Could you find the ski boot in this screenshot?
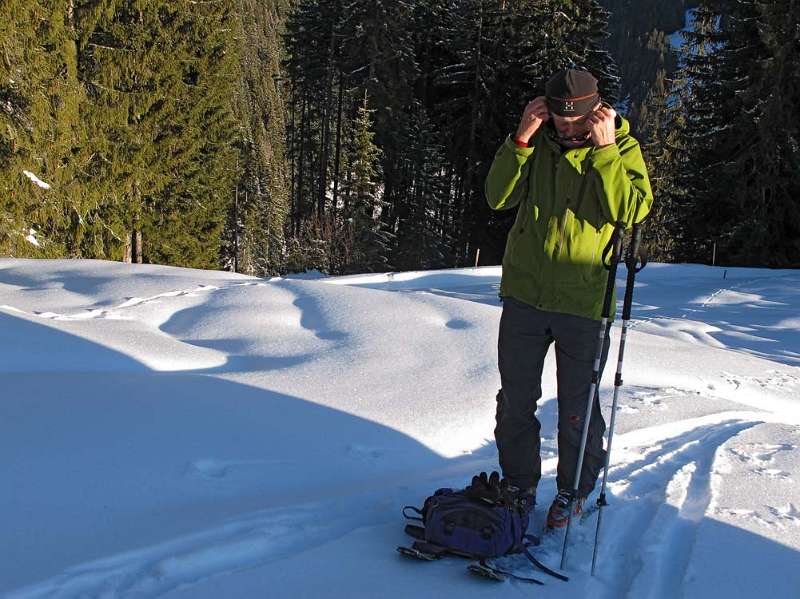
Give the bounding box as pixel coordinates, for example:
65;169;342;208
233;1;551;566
546;490;584;529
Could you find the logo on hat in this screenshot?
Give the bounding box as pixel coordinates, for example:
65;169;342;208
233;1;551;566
564;101;575;112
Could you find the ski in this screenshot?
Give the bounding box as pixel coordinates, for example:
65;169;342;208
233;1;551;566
396;545;440;561
524;549;570;582
467;561;508;582
467;559;545;585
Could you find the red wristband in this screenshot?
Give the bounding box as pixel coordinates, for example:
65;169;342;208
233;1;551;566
513;136;530;148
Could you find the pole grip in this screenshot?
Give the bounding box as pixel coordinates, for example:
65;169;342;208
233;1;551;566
601;221;626;270
621;224;643;321
600;222;626;320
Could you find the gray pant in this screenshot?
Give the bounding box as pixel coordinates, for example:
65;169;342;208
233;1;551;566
495;297;610;498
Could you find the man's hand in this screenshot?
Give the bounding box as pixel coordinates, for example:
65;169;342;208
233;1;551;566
587;105;617;147
515;96;549;144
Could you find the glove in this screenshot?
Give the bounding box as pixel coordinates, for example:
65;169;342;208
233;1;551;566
465;471;510;504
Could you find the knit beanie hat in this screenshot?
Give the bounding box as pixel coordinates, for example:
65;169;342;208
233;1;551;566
545;69;600;116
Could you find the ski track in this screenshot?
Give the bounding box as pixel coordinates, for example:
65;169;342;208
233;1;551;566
2;363;771;597
11;503;342;598
473;412;765;599
587;414;763;599
27;285;228;320
6;489;395;599
0;281;272;323
5;457;503;599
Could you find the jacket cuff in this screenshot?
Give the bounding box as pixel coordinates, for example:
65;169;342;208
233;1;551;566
504;134;535;157
589;143;621;168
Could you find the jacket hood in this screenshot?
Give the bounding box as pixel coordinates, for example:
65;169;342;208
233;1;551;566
614;114;630;138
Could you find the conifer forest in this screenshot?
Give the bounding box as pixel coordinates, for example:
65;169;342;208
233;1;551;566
2;0;799;274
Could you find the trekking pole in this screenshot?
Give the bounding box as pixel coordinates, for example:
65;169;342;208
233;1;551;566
590;223;647;575
560;221;626;571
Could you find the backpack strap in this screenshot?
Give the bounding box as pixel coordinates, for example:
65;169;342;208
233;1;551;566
402;505;424;522
404;524;425;541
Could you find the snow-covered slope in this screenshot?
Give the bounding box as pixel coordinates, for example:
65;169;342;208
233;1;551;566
1;259;798;598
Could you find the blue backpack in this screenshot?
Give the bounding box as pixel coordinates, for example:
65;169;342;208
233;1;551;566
402;487;528;558
397;473;569;583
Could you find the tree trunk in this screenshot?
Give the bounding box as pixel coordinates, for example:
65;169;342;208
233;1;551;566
332;71;344;216
123;233;132;263
234;186;239;273
462;0;484;264
296;93;308;236
133;212;143;264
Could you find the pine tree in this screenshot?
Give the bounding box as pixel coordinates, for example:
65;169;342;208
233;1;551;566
392;105;454;270
638;66;683;261
664;0;800;266
74;0;239;267
597;0;685;130
744;0;800;265
339;0;418;265
432;0;511;264
344;92;392;272
224;0;291;276
662;0;800;266
283;0;345;230
0;1;83;257
340;0;418;145
568;0;621;103
148;2;241;270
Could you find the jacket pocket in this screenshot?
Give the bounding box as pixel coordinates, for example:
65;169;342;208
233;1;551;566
507;201;533;264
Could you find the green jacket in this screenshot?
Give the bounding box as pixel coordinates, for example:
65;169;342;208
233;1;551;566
485;117;653;321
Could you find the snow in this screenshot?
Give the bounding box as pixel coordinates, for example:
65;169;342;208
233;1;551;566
614;94;632;117
667;9;696;51
24;229;40;248
0;258;798;598
22;171;51;190
668;8;725;60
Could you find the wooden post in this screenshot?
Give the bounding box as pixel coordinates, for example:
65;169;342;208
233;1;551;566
474;248;480;268
712;241;716;266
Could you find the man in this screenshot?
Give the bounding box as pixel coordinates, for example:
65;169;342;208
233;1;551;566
484;68;653;529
